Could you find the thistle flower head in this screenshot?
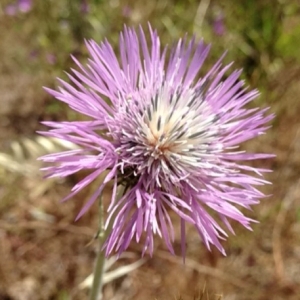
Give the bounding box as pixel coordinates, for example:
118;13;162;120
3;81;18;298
5;0;32;15
40;25;273;257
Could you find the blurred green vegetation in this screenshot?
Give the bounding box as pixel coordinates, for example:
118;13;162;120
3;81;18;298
2;0;300;110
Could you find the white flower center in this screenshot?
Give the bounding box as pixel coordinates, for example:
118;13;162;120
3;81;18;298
142;88;219;164
113;86;222;188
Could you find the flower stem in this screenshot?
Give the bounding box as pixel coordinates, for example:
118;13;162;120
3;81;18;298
89;237;106;300
89;186;125;300
89;199;105;300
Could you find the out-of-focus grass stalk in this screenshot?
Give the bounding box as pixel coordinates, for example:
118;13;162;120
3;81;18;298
193;0;211;36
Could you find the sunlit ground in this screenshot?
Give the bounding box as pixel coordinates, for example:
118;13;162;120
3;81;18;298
1;0;300;299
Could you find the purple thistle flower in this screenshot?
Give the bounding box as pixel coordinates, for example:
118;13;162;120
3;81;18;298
46;53;56;65
4;4;18;15
18;0;32;13
39;25;274;257
122;5;132;18
4;0;32;15
80;0;89;14
213;12;225;36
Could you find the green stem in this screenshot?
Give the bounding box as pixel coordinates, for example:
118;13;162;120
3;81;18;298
89;200;105;300
89;237;106;300
89;186;125;300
